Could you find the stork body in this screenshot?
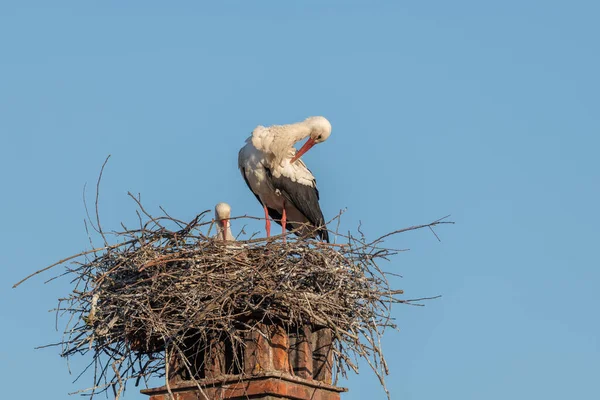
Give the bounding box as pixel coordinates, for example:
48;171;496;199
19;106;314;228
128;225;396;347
238;116;331;242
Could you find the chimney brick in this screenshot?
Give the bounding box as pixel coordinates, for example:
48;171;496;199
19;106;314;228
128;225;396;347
143;323;346;399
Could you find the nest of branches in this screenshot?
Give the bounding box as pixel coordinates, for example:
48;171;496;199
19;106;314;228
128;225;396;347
16;190;451;399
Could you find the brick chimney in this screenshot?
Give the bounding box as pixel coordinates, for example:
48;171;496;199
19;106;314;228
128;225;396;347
141;323;347;400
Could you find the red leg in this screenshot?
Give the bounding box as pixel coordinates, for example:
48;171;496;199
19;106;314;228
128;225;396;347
264;205;271;237
281;202;287;243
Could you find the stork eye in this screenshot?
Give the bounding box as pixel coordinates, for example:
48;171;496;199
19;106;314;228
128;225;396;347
316;135;322;140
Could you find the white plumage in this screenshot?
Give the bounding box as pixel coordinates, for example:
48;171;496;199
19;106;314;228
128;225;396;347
238;116;331;242
214;202;235;241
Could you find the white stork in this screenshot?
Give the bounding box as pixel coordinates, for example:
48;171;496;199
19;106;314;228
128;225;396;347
214;202;235;241
238;116;331;242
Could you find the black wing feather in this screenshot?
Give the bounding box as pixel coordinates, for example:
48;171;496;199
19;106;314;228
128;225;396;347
266;168;329;243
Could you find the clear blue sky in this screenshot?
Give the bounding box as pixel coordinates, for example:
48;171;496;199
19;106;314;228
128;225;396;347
2;1;598;399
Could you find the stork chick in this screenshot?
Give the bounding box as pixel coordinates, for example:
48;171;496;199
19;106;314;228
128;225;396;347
214;202;234;241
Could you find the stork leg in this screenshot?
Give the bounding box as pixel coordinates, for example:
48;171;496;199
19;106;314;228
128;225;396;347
281;201;287;244
264;205;271;237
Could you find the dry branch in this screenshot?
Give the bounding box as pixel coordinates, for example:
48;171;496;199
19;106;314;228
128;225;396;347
16;196;452;398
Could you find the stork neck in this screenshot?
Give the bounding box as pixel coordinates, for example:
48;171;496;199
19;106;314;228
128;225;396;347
277;122;311;147
270;122;311;163
288;122;312;144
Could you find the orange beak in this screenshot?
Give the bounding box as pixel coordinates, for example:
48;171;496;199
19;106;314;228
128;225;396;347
221;219;228;240
290;138;316;164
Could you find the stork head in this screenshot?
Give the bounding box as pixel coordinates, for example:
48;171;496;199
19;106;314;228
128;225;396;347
214;202;231;240
290;116;331;163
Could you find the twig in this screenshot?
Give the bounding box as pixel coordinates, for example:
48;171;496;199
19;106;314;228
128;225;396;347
96;155;111;247
21;193;452;398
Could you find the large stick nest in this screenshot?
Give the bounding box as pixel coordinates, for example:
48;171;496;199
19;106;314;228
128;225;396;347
16;190;451;398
